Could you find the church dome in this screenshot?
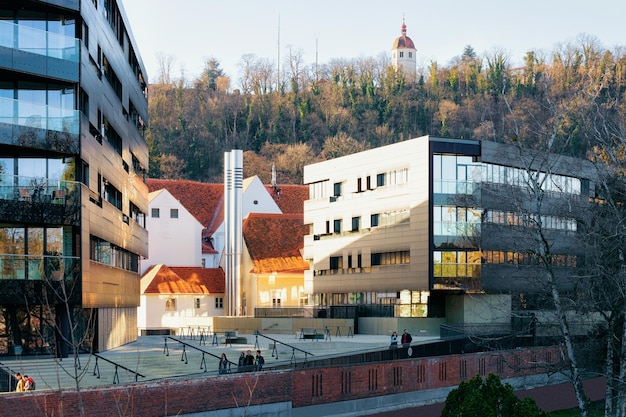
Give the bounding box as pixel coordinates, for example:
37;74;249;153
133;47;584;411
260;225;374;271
391;22;415;50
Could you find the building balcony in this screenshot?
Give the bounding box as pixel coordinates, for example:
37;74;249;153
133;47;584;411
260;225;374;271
0;253;80;281
0;19;79;62
0;175;80;225
0;96;79;152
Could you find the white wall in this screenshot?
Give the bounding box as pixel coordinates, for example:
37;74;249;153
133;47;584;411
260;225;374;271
139;293;225;331
141;190;204;274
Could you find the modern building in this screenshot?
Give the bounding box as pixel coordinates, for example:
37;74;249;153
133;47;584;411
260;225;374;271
0;0;149;354
391;18;416;79
303;136;594;326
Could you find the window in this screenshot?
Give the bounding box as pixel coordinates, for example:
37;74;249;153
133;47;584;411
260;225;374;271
352;217;360;232
151;208;160;218
409;52;413;58
170;208;178;219
215;297;223;309
130;201;146;227
334;219;342;233
357;177;363;192
371;214;380;227
89;235;139;272
102;178;122;210
272;290;282;307
371;251;410;266
330;256;343;270
194;298;200;309
165;298;176;311
399;51;404;58
366;176;372;190
377;173;385;187
333;182;343;197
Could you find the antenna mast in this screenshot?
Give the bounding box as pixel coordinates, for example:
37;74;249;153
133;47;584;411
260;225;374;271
277;15;280;90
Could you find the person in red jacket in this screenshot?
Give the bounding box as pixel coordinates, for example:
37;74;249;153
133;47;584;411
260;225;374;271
401;329;412;348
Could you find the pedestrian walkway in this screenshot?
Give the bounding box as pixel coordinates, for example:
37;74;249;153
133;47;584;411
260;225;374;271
1;333;438;392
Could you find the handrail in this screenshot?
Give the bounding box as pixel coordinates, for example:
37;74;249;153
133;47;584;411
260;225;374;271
92;353;145;384
164;336;237;373
253;331;314;366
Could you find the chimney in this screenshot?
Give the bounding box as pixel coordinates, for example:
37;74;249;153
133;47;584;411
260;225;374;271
224;150;243;316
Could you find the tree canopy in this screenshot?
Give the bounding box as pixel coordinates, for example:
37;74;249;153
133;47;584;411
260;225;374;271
440;374;547;417
146;36;626;185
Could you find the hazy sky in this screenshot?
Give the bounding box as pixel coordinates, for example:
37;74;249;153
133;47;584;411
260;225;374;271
122;0;626;88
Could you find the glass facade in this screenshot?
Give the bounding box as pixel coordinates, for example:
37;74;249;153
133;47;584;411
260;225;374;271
432;154;482;291
432;154;587;292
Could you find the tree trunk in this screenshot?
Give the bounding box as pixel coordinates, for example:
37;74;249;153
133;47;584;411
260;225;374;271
617;308;626;417
548;273;589;417
606;321;614;417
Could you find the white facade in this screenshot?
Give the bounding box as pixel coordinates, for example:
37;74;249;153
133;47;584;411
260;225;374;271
303;137;430;299
141;189;204;274
138;291;224;331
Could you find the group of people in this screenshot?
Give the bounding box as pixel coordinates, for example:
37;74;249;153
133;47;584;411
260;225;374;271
389;329;412;349
219;349;265;374
13;373;35;392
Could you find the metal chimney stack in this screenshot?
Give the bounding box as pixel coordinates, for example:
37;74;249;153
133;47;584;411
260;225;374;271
224;150;243;316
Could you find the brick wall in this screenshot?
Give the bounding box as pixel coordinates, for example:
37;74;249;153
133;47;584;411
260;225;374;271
2;346;561;417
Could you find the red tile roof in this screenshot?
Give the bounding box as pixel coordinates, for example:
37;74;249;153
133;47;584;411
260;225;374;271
142;265;225;294
243;213;309;273
147;178;307;239
146;179;224;234
265;184;308;214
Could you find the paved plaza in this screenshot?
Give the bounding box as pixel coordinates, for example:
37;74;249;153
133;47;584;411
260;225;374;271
2;332;437;392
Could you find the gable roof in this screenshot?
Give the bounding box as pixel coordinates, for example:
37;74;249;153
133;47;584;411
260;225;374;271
142;265;225;294
243;213;309;274
146;179;224;232
147;179;308;240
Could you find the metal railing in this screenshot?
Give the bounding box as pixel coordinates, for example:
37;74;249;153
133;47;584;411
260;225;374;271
253;331;314;366
254;307;317;318
163;336;237;373
0;175;80;206
0;362;17;392
92;353;145;384
0;20;79;61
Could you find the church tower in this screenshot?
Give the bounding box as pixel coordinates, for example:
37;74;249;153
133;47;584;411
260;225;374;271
391;18;416;79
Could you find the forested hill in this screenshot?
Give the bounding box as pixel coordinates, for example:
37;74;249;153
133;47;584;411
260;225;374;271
146;40;626;184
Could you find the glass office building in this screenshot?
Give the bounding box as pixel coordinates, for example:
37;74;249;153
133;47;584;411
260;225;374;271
0;0;148;355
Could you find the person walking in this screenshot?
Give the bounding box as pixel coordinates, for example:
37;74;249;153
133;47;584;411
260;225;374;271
14;373;24;392
219;353;229;374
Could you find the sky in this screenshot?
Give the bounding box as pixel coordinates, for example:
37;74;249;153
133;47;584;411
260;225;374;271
121;0;626;89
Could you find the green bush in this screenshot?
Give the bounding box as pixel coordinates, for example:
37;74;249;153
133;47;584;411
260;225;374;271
441;373;547;417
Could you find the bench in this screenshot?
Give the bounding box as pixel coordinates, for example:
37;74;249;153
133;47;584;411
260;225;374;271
222;331;247;345
299;328;324;340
